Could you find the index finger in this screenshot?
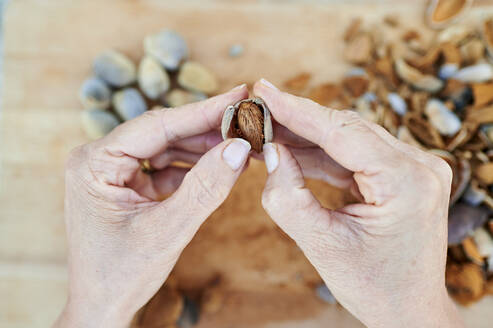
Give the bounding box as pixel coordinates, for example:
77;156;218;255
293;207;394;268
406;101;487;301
253;80;396;174
101;85;249;159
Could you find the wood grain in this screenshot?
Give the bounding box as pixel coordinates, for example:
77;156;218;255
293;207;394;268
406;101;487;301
1;0;493;327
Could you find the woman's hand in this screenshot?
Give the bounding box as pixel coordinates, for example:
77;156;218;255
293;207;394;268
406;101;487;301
55;86;250;328
254;79;465;328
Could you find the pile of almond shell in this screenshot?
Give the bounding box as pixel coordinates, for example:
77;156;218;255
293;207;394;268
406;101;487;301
284;14;493;305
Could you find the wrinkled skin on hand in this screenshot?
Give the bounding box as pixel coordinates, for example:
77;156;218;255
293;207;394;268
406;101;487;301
254;79;465;328
55;78;465;328
55;86;251;328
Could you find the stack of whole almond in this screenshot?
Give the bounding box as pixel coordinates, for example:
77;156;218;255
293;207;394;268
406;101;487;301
78;29;218;140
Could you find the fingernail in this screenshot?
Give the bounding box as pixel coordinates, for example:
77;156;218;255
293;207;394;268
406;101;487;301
263;143;279;173
230;83;246;91
260;78;278;90
223;138;251;170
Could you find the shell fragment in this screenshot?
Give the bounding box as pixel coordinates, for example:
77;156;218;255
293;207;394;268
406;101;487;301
425;99;462;136
453;63;493;83
395;59;444;93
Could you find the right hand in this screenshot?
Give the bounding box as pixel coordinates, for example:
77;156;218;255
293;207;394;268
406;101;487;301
254;79;464;328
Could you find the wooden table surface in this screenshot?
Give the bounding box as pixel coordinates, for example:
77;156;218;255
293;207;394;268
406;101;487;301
1;0;493;327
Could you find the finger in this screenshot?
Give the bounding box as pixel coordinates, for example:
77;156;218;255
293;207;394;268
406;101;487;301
289;147;353;188
272;123;315;148
253;79;396;174
149;138;251;243
261;143;335;248
152;167;189;196
149;149;203;170
250;146;353;188
361;121;452;189
127;167;189;200
171;130;223;153
102;85;248;159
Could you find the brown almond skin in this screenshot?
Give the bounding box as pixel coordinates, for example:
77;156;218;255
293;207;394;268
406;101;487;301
237;102;264;153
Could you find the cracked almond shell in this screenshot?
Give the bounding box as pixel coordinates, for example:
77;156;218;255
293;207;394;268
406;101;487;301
395;59;444;93
426;0;473;30
221;98;273;153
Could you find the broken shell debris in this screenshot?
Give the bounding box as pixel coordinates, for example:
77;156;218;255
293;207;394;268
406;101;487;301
284;13;493;305
426;0;473;29
78;30;218;141
221;98;273;153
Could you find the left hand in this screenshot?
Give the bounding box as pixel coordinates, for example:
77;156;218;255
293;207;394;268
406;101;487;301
54;86;250;328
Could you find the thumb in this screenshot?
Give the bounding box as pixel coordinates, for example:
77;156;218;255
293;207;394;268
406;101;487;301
152;138;250;241
261;143;333;249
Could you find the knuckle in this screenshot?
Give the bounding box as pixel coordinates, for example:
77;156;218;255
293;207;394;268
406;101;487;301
65;144;87;175
261;185;281;211
414;164;443;200
334;109;358;119
434;157;453;185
